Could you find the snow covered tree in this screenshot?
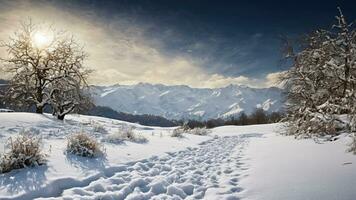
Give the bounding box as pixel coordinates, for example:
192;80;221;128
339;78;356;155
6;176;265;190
282;8;356;137
238;112;248;125
1;20;91;117
49;77;90;120
45;35;92;120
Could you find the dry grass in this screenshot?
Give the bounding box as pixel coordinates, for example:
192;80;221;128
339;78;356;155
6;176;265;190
171;126;211;137
188;127;211;136
66;132;105;157
0;132;47;173
93;123;108;134
104;126;148;144
171;127;185;137
348;134;356;154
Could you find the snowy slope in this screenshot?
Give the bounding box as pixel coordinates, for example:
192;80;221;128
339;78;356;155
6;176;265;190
239;132;356;200
1;113;356;200
0;113;210;199
91;83;284;120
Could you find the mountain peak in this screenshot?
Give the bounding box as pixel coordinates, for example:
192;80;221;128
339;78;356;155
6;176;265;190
91;83;284;120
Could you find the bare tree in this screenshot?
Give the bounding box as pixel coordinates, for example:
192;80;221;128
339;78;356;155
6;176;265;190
1;20;92;118
46;34;92;120
49;76;90;120
282;8;356;137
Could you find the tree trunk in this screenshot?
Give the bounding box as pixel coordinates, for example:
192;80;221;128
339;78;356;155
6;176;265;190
36;106;43;114
343;53;350;97
57;114;65;120
36;83;44;114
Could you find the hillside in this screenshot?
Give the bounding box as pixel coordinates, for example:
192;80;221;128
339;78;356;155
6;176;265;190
0;113;355;199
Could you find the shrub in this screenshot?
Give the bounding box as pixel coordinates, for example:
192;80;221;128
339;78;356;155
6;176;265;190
348;134;356;154
172;126;211;136
93;123;108;134
188;127;211;136
66;133;104;157
171;127;185;137
0;132;47;173
104;126;148;143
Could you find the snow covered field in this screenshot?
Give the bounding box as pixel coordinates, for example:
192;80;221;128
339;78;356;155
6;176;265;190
0;113;356;200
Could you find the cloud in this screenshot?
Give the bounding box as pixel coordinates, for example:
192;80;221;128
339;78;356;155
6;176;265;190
199;72;285;88
265;71;286;88
0;1;281;89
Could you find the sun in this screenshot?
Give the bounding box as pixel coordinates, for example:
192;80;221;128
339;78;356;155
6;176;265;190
33;31;52;48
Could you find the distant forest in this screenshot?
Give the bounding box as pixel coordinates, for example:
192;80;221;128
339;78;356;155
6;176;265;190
177;109;284;129
82;106;284;128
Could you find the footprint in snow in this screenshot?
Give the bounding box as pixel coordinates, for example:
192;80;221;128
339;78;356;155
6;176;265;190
39;136;250;200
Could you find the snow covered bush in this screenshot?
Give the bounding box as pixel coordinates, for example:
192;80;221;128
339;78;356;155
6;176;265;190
93;123;108;134
282;8;355;137
347;134;356;154
188;127;211;136
0;132;47;173
66;133;104;157
103;126;148;143
171;127;185;137
173;125;211;136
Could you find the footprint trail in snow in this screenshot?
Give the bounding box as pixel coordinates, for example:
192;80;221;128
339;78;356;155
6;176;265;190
42;136;249;200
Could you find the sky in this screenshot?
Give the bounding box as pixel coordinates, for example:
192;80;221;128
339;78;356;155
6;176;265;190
0;0;355;88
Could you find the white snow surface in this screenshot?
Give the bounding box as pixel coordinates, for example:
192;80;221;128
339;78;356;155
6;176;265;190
91;83;284;120
0;113;356;200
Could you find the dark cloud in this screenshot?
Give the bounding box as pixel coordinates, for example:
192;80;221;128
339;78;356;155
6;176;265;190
63;0;355;78
1;0;355;87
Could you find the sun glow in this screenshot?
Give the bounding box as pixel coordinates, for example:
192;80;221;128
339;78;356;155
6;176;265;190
33;31;52;48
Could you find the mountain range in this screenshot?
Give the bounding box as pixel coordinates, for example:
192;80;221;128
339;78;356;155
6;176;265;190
91;83;284;120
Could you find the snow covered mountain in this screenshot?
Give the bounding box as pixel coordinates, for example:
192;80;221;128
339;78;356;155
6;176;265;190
91;83;284;120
